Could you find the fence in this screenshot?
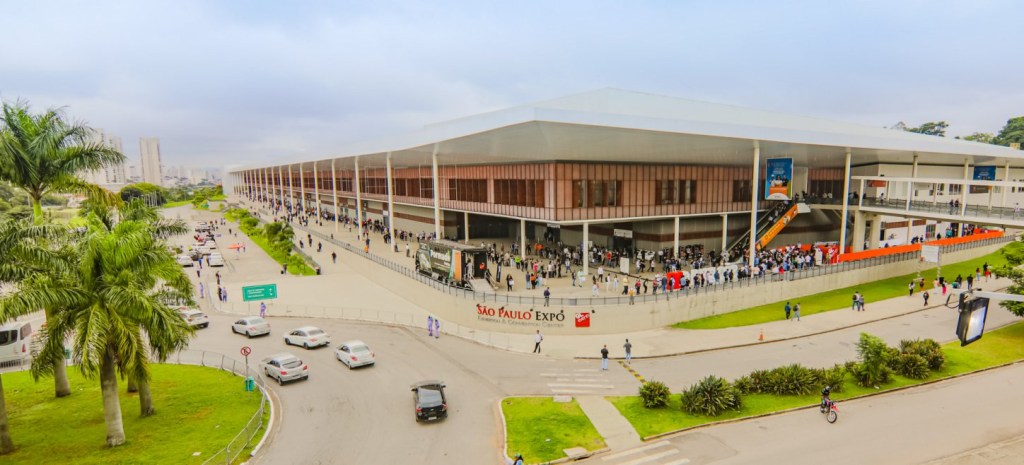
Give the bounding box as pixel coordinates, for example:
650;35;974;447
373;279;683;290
285;220;1014;307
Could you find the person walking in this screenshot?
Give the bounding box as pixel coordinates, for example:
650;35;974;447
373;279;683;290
434;318;440;339
857;294;865;311
533;330;543;353
427;315;434;337
216;271;221;286
852;291;859;311
793;302;801;321
332;251;337;264
623;339;632;364
600;345;609;370
628;287;635;305
260;301;266;318
908;281;915;297
543;288;551;307
592;282;599;297
923;290;930;306
198;282;205;299
784;302;791;320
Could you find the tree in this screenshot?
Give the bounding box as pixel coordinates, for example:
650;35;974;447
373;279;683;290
996;241;1024;317
959;132;995;144
906;121;949;137
993;116;1024;147
0;101;126;398
1;211;193;446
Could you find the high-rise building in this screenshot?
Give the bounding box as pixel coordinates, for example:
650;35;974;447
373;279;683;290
80;129;128;187
139;137;163;186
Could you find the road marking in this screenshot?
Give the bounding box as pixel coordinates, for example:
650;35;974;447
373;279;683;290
619;449;681;465
619;361;645;384
663;459;691;465
547;383;614;389
602;441;671;461
550;388;596;394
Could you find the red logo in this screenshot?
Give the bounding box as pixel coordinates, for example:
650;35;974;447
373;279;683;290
575;312;590;328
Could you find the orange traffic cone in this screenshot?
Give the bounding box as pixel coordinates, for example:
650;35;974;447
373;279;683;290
759;329;764;341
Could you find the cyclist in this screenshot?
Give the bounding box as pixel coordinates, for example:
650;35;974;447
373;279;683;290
820;386;832;412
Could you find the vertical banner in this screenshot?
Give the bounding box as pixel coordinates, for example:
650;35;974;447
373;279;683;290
764;158;793;200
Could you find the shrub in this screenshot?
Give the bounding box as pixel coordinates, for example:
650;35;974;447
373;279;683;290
854;333;893;387
639;380;671;408
811;364;846;393
732;375;754;395
764;364;817;396
744;369;771;394
899;339;944;371
680;375;742;416
894;353;930;379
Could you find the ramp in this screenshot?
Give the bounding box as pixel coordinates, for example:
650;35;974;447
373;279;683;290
467;278;495;292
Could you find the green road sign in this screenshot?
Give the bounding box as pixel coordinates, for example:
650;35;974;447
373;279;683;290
242;283;278;302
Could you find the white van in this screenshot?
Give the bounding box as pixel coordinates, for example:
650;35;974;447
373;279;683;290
0;321;32;367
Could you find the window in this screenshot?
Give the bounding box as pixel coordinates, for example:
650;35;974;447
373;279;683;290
681;180;697;204
448;179;487;202
590;181;605;207
495;179;545;207
656;180;675;205
573;180;586;207
733;180;752;202
949;184;962;195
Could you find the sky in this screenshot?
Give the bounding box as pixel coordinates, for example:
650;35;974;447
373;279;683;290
2;1;1022;168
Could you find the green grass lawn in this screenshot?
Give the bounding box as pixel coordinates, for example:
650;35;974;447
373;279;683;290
2;364;265;465
612;319;1024;439
502;397;605;463
675;244;1014;330
161;200;192;209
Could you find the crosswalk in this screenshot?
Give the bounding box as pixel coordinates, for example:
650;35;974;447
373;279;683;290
540;367;615;395
600;440;690;465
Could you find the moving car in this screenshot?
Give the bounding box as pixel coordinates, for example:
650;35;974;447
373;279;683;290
177;308;209;329
411;380;447;422
262;353;309;385
335;340;374;368
194;245;211;256
285;326;330;349
208;252;225;267
231;316;271;338
176;255;194;267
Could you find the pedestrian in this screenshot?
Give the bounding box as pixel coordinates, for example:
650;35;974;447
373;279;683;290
793;302;801;321
592;282;599;296
332;251;337;263
784;301;791;320
984;262;991;281
600;344;609;370
628;287;635;305
196;269;201;278
434;318;440;339
623;339;632;364
406;243;410;257
216;271;221;286
543;287;550;307
427;315;434;337
512;453;524;465
533;330;543;353
198;282;205;299
260;301;266;318
908;281;914;297
857;294;865;311
852;291;860;311
923;289;930;306
217;286;223;302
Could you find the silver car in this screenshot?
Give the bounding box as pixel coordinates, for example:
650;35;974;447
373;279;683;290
262;353;309;385
285;326;331;349
335;340;375;368
231;316;271;338
178;308;209;329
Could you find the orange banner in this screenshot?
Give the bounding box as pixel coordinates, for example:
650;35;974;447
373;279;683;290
756;204;799;250
837;230;1003;263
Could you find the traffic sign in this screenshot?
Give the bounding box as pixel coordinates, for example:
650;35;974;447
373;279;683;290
240;346;252;357
242;283;278;301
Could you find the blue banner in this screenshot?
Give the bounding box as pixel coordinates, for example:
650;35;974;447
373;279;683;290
764;158;793;200
973;166;996;181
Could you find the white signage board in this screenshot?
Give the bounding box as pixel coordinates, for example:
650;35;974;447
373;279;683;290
921;245;940;263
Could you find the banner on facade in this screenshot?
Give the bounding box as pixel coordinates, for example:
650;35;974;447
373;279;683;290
973;166;997;181
764;158;793;200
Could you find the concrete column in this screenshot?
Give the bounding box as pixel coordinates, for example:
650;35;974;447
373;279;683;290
263;168;269;203
858;179;865;207
313;160;320;219
386;152;396;248
905;181;912;211
839;150;852;256
868;214;881;249
431;144;442;239
721;214;728;251
961;158;969;218
463;211;470;244
299;165;306;214
582;221;589;277
1002;161;1010;208
852;210;866;252
748;142;761;268
288;165;295;213
332;159;339;232
278;166;284;206
673;216;680;259
519;218;527;264
905;181;913;245
354;157;363;230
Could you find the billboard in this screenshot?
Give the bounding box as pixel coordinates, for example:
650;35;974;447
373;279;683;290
973;166;996;181
764;158;793;200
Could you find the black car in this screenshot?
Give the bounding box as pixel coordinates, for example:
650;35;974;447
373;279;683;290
411;380;447;422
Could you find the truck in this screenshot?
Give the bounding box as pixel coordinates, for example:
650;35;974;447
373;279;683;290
415;240;489;289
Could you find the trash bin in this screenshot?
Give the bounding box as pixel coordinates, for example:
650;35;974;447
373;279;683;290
64;347;71;360
245;376;255;392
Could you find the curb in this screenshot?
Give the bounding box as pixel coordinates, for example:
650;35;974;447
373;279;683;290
640;358;1024;442
247;382;278;461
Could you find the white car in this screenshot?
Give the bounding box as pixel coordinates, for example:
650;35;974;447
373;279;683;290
335;340;375;368
176;255;194;267
208;253;225;267
285;326;331;349
177;308;209;329
194;245;211;256
231;316;271;338
262;353;309;385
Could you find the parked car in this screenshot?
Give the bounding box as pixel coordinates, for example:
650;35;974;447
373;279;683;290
411;380;447;422
231;316;271;338
194;246;211;256
176;255;194;267
208;253;225;267
177;308;209;329
262;353;309;385
285;326;330;349
335;340;374;368
0;321;32;368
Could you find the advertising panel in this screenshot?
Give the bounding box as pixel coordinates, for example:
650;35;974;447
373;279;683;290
764;158;793;200
973;166;997;181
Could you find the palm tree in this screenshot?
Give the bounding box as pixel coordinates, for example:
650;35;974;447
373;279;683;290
0;218;69;454
0;100;126;398
0;213;193;446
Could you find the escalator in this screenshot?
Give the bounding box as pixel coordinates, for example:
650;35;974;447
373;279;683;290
727;202;808;261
